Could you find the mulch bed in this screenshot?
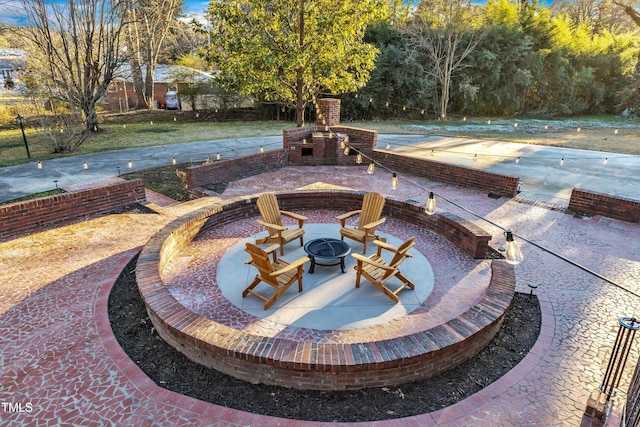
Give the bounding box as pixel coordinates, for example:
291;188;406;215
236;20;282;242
108;255;541;422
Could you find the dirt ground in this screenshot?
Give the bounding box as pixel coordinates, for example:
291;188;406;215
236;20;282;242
108;255;541;423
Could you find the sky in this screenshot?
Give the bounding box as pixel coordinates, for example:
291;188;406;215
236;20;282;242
0;0;210;26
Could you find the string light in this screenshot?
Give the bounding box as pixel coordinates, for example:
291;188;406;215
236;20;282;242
430;150;434;156
344;146;350;155
544;125;548;130
172;157;177;165
123;124;126;128
173;117;176;122
560;158;564;166
487;120;491;125
302;138;307;144
216;153;221;161
354;93;359;98
421;110;425;115
260;145;264;154
514;122;518;128
355;153;363;164
344;136;349;143
37;161;42;169
391;172;398;190
369;98;373;103
603;157;608;165
424;192;436;215
473;154;477;162
385;101;389;107
367;163;375;174
386;143;391;150
128;160;133;168
463;116;467;121
340;140;346;149
150;121;153;125
83;161;88;169
576;127;581;132
515;157;520;164
402;106;406;111
615;128;619;134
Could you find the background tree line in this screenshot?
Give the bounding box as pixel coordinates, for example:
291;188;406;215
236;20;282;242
5;0;640;152
341;0;640;120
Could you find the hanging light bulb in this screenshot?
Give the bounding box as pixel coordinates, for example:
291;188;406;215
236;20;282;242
83;161;88;169
123;124;126;128
37;161;42;169
463;116;467;121
172;157;177;165
487;120;491;125
344;146;350;155
369;98;373;103
150;121;153;125
504;230;524;265
544;125;549;130
473;154;477;161
614;128;619;134
391;172;398;190
515;157;520;164
386;143;391;150
402;106;406;111
344;136;349;143
216;152;221;160
302;138;307;144
603;157;608;165
354;93;359;98
173;117;177;122
128;160;133;168
329;131;333;138
560;158;564;166
340;140;346;149
385;101;389;107
355;153;362;164
367;163;375;174
576;127;581;132
421;110;425;115
430;149;434;156
424;192;436;215
513;122;518;128
260;145;264;154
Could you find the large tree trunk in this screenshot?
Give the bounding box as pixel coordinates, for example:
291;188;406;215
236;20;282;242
296;73;304;127
144;64;155;109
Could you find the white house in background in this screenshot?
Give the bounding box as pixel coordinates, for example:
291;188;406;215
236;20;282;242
100;63;214;112
0;49;26;90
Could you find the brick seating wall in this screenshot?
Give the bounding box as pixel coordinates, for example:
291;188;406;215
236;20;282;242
136;190;513;390
185;150;287;194
0;179;146;242
373;151;520;198
569;189;640;223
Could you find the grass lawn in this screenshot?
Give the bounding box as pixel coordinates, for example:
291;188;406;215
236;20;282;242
1;110;639;168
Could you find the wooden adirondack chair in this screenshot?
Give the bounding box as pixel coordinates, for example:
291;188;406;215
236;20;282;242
336;192;386;253
243;243;310;310
255;192;308;256
351;237;416;303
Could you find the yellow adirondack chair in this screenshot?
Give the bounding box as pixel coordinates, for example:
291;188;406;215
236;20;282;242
255;192;308;256
243;243;310;310
336;192;386;253
351;237;416;303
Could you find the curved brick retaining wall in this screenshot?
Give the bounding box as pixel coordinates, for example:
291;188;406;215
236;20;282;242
136;190;515;390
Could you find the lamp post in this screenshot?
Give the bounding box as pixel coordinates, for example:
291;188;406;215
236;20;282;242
16;114;30;159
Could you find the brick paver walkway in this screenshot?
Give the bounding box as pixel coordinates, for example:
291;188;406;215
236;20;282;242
1;165;639;426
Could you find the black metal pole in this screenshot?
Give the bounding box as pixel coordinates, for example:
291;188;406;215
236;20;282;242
16;115;30;159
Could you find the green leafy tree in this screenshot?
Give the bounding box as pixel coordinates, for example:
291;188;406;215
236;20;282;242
201;0;385;127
